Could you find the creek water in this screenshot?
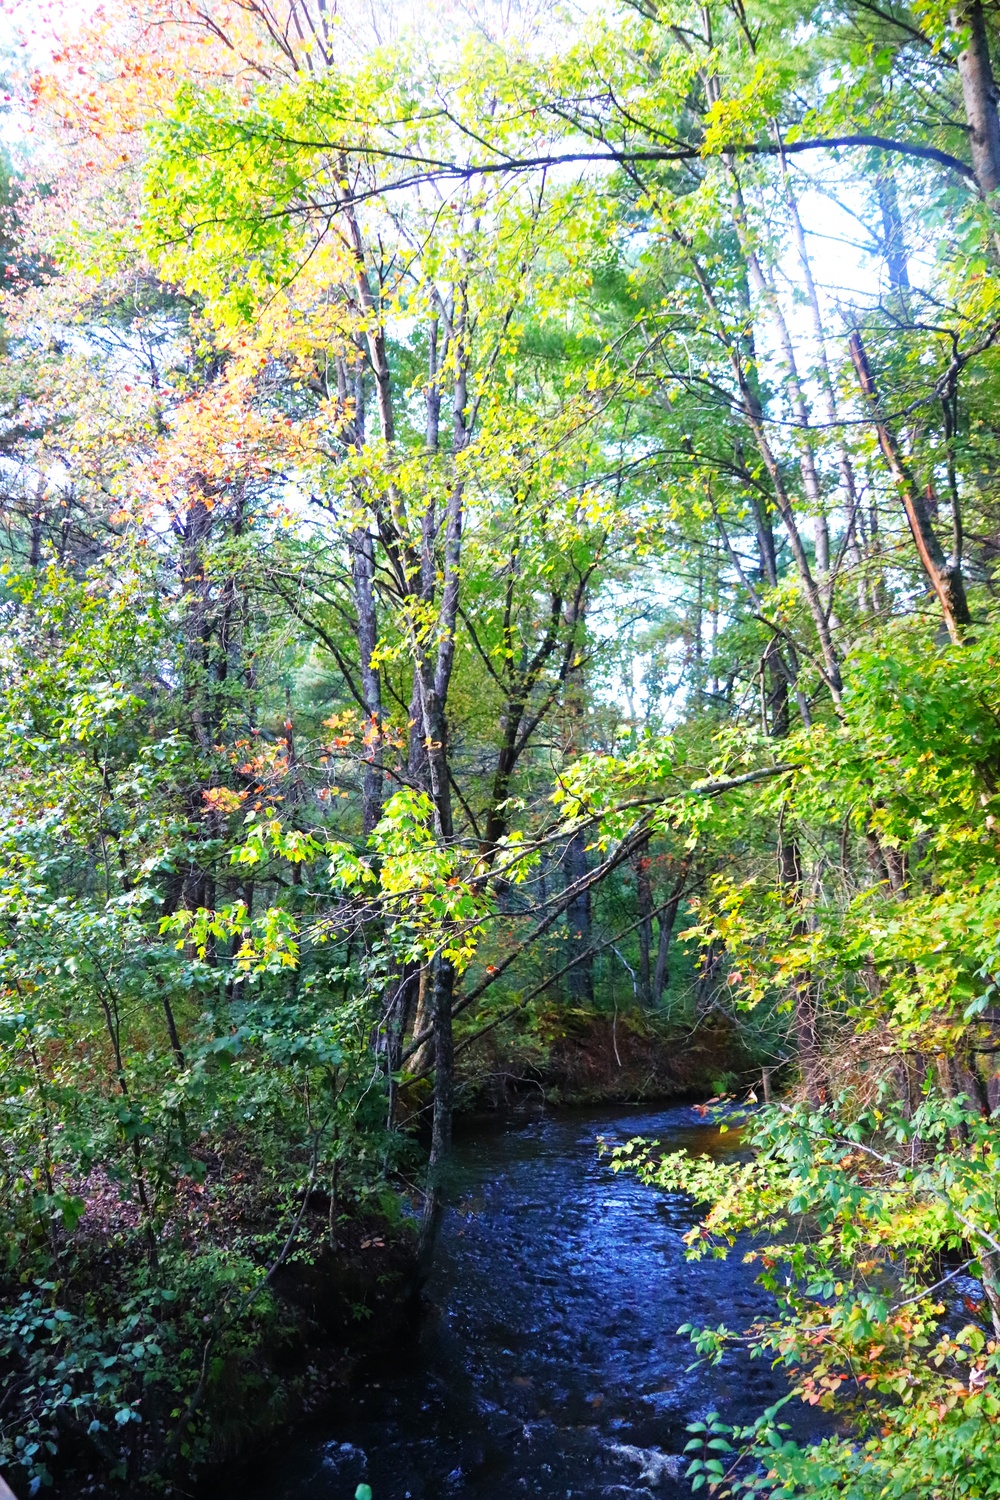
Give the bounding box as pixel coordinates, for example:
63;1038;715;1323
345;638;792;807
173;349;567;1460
243;1103;806;1500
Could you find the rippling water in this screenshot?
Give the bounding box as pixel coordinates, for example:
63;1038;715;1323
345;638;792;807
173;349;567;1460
241;1103;809;1500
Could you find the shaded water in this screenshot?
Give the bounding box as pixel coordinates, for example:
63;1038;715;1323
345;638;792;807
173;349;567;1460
244;1104;802;1500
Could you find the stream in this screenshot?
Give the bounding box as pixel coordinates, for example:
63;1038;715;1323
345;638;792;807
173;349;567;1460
241;1103;810;1500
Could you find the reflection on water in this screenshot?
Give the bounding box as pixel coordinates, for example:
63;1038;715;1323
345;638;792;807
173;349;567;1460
240;1104;804;1500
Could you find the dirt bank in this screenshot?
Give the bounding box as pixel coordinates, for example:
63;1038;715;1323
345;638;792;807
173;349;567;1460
453;1006;761;1113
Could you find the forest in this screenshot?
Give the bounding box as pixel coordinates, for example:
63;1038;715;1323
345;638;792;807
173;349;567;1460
1;0;1000;1494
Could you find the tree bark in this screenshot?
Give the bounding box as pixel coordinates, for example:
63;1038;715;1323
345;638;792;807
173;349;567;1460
350;523;383;835
876;170;910;289
850;330;971;643
564;829;595;1006
408;964;434;1074
952;1;1000;195
417;953;455;1270
634;842;654;1007
780;838;823;1106
652;868;688;1007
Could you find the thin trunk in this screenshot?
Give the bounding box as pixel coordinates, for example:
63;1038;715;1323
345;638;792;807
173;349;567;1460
727;167;835;617
865;825;905;893
680;238;843;698
426;315;441;450
778;141;871;613
875;171;910;290
708;548;720;700
978;1249;1000;1339
407;668;428;791
418;953;455;1271
383;963;419;1128
712;484;811;727
780;838;823;1106
764;637;791;738
850;330;971;643
634;842;653;1007
565;830;595;1006
480;583;580;854
351;525;383;835
159;979;185;1069
942;374;965;580
429;956;455;1167
750;489;779;590
340;364;384;836
29;496;42;567
651;869;688;1007
413;296;470;1266
693;549;704;705
409;965;434;1074
762;492;822;1102
967;1046;993;1117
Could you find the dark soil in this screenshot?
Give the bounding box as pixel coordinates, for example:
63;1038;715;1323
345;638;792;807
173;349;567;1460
198;1207;421;1486
13;1203;420;1500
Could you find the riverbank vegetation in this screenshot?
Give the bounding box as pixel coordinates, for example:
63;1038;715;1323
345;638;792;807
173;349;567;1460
3;0;1000;1493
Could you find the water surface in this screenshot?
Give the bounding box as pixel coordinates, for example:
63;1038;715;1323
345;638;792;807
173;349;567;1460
244;1104;802;1500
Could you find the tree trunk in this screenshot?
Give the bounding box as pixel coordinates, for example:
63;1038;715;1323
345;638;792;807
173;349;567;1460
978;1248;1000;1339
429;956;455;1167
728;167;837;616
409;964;434;1075
952;1;1000;195
383;962;420;1128
850;330;971;643
780;838;823;1106
777;142;874;614
350;524;383;835
413;305;469;1266
875;170;910;289
564;830;595;1005
417;953;455;1271
723;319;843;697
634;842;654;1007
652;869;688;1007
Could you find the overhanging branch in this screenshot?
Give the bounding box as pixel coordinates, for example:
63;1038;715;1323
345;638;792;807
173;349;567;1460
165;133;976;248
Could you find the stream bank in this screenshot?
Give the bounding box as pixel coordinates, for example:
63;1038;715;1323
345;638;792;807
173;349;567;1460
454;1009;764;1112
46;1207;419;1500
